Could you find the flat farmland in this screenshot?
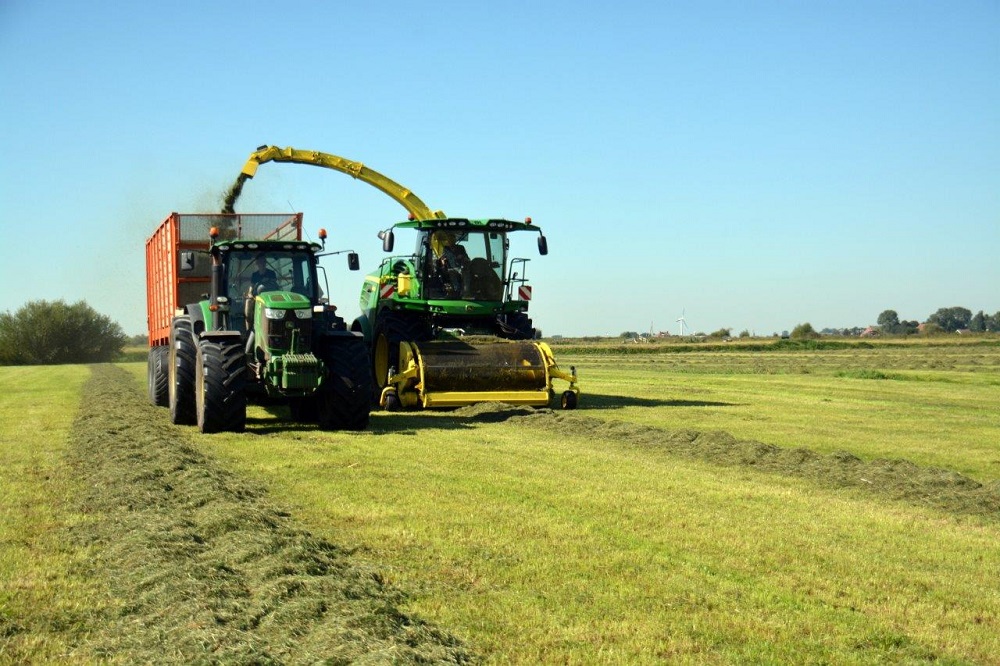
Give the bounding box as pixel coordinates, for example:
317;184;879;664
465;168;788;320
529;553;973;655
2;339;999;663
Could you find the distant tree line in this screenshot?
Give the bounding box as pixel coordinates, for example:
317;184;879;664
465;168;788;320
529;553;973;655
878;307;1000;334
0;300;127;365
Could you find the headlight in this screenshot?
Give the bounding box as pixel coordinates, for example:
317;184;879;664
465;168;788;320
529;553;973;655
264;308;286;320
294;308;312;319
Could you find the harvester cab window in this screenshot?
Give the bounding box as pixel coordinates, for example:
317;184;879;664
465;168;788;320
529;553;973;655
418;229;504;300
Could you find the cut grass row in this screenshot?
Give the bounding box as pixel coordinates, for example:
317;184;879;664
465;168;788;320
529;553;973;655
2;364;472;664
559;346;1000;481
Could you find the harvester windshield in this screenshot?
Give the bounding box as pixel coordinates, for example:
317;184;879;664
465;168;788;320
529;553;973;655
417;228;504;300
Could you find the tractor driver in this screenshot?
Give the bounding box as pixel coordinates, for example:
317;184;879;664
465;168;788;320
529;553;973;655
250;255;279;293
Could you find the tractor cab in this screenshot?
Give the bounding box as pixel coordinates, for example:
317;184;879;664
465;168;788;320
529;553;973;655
214;242;324;336
222;245;321;333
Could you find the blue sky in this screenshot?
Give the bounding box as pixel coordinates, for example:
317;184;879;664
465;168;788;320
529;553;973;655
1;1;997;337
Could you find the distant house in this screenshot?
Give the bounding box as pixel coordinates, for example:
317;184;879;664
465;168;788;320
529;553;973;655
860;326;879;338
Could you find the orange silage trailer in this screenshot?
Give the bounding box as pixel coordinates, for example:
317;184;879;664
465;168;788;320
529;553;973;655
145;213;303;346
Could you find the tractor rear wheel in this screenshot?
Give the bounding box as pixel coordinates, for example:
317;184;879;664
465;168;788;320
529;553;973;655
372;312;431;390
195;337;247;433
148;345;169;407
316;336;371;431
168;317;197;425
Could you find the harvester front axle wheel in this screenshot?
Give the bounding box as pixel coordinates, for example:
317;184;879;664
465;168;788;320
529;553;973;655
372;312;431;391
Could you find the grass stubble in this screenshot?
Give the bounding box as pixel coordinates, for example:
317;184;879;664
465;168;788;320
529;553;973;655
0;365;97;664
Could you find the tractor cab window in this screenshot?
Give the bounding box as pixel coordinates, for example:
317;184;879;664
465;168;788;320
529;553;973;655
227;251;317;302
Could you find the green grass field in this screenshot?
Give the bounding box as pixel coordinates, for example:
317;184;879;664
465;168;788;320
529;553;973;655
0;365;113;663
3;339;999;663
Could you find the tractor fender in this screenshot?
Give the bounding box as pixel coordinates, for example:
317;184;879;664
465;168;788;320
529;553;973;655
199;330;242;342
185;303;207;336
319;329;366;343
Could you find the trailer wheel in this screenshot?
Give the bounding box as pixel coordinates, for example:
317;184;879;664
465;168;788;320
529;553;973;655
195;337;247;433
317;336;372;431
168;317;197;425
148;346;169;407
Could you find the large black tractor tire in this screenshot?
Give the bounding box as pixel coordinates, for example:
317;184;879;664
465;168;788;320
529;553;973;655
316;336;372;431
372;311;431;390
168;317;197;425
147;345;169;407
195;337;247;434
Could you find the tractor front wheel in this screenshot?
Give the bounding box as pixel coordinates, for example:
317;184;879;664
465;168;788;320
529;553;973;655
195;337;247;433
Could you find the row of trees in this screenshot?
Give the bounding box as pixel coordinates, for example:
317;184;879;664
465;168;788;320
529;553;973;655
0;300;127;365
878;307;1000;334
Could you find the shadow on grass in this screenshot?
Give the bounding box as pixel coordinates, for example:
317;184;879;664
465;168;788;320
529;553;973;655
245;392;740;435
583;393;740;410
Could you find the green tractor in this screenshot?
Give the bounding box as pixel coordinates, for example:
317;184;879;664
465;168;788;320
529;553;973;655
147;213;371;433
352;217;579;410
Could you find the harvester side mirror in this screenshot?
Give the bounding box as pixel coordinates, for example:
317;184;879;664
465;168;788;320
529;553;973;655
180;251;195;271
378;229;394;252
537;235;548;256
347;252;360;271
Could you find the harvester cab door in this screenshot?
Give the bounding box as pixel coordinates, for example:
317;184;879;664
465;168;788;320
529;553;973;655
416;231;449;299
460;231;504;301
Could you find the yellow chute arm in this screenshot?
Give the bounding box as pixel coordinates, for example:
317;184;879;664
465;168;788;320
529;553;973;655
241;146;446;220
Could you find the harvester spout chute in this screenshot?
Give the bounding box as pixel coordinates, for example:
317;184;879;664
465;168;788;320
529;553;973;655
242;146;447;221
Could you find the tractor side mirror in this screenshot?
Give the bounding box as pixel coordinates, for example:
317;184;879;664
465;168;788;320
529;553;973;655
347;252;360;271
378;229;394;252
537;234;548;256
180;251;195;271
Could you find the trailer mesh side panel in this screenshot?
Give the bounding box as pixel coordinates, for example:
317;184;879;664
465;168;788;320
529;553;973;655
175;214;302;242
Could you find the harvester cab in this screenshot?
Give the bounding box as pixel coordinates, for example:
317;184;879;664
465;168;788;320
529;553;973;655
146;213;372;433
353;217;579;411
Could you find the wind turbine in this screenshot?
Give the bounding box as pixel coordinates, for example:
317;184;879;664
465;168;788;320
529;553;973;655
676;309;688;336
